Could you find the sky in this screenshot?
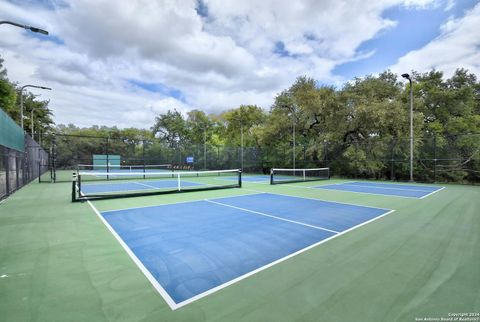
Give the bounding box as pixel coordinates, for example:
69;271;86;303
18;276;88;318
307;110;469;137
0;0;479;129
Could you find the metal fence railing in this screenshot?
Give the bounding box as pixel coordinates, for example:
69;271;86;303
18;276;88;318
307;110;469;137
0;133;50;201
0;108;50;200
41;133;480;185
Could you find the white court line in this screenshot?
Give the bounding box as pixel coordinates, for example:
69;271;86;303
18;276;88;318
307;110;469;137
242;189;392;211
308;185;422;199
349;181;444;189
172;207;395;309
342;183;441;193
86;192;395;310
205;199;340;234
419;186;446;199
85;199;179;310
134;182;161;189
100;192;263;214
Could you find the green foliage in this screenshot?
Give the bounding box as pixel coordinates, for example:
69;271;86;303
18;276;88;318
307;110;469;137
151;109;189;147
0;55;54;138
0;57;18;121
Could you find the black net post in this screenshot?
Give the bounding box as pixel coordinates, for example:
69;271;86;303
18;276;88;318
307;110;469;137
238;169;242;188
71;173;77;202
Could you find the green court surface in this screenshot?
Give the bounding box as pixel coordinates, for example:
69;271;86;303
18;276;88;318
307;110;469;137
0;178;479;322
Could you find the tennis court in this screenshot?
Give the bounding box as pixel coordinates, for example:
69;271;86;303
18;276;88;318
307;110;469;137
94;192;392;308
2;166;479;322
315;181;444;198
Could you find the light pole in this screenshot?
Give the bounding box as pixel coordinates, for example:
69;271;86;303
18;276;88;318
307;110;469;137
31;104;47;141
240;125;244;171
292;113;296;170
203;126;207;170
0;20;48;35
402;73;414;182
19;85;51;130
289;100;297;170
237;110;245;172
31;107;37;139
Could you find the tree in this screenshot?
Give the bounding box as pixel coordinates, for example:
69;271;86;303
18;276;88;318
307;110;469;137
0;56;18;120
151;109;188;147
221;105;266;147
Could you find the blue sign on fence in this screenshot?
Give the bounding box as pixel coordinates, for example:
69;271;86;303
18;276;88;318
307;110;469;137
186;156;194;163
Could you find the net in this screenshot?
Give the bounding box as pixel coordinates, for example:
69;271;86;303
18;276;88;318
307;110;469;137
77;164;172;172
270;168;330;184
72;169;242;201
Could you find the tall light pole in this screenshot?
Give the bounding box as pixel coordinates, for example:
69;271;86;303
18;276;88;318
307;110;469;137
31;107;37;139
203;126;207;170
402;73;414;182
19;85;51;130
240;125;244;171
31;104;48;141
293;114;296;170
0;20;49;35
237;110;245;172
291;101;297;170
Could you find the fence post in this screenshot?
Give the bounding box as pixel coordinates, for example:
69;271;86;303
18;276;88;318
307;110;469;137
52;137;57;182
390;137;395;181
324;140;328;168
433;134;437;183
106;137;110;180
5;149;10;196
142;139;146;179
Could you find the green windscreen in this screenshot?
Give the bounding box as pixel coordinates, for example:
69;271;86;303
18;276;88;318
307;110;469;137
0;108;24;152
92;154;120;170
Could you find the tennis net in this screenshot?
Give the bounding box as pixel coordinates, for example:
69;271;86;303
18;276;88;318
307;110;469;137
72;169;241;201
270;168;330;184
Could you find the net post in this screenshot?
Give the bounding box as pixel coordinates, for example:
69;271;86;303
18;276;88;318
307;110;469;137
71;172;77;202
303;169;305;181
238;169;242;188
270;168;274;185
177;173;181;191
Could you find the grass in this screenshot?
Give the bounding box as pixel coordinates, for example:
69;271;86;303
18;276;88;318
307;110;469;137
0;177;478;321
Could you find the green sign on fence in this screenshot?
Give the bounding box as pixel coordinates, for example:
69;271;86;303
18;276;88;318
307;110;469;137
0;108;24;152
93;154;121;170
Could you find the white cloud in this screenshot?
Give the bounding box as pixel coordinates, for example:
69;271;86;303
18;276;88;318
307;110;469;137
390;3;480;77
0;0;445;129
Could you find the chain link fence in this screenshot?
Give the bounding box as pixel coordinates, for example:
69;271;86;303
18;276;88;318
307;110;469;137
0;134;50;200
44;133;479;184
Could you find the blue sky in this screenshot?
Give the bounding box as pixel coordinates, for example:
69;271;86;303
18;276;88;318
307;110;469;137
334;0;478;79
0;0;479;128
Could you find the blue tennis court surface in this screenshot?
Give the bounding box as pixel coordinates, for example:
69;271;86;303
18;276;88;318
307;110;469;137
315;181;444;198
82;180;203;194
99;193;392;308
